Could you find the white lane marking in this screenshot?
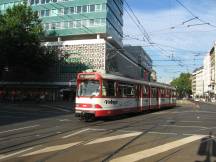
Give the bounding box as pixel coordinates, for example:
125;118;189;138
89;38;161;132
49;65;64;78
183;133;209;136
0;147;34;160
21;142;81;157
86;132;142;145
88;128;106;131
62;129;90;139
111;135;205;162
59;119;71;122
148;131;178;135
40;105;71;112
0;125;40;134
161;124;207;129
180;121;202;123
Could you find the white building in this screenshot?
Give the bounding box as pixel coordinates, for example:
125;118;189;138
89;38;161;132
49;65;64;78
203;54;211;94
210;42;216;94
192;67;204;97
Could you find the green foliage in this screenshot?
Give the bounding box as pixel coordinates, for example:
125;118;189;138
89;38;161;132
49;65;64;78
171;73;192;98
0;3;59;80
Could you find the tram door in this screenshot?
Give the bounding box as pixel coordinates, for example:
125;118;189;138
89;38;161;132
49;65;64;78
158;88;161;109
141;85;150;111
151;87;158;109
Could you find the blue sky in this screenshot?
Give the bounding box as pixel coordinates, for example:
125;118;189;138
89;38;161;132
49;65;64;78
123;0;216;83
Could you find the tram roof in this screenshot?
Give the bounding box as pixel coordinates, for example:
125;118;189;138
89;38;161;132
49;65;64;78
96;72;175;90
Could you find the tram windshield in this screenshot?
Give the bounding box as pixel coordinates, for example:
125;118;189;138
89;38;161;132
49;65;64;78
77;80;100;97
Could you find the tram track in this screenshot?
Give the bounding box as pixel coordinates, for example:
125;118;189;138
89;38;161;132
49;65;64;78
101;111;180;162
0;107;178;161
0;119;105;154
34;110;172;162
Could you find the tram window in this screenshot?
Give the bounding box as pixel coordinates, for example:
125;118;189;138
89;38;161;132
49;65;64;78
126;85;135;97
77;80;100;97
118;83;127;97
160;89;164;95
151;87;157;97
102;80;116;97
118;83;136;97
143;86;149;97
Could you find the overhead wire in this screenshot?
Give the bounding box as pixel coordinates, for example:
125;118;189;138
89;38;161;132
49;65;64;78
175;0;216;28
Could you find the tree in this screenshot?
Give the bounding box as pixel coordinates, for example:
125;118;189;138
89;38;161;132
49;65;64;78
0;3;60;80
171;73;192;98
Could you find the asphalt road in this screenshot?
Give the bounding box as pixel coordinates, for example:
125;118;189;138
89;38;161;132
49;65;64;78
0;102;216;162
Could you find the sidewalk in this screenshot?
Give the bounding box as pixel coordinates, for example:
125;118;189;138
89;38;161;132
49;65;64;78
0;101;75;112
42;101;74;109
199;100;216;106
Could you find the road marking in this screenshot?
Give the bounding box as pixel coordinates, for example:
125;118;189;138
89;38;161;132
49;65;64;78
86;132;142;145
40;105;71;112
183;133;210;136
161;124;207;129
21;142;81;157
0;147;34;160
148;131;178;135
111;135;205;162
88;128;106;131
62;129;90;139
0;125;40;134
59;119;71;122
180;121;202;123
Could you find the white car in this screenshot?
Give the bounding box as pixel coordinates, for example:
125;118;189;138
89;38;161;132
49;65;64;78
194;98;199;101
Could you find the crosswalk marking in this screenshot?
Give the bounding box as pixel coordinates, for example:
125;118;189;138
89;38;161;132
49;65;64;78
86;132;142;145
21;142;81;157
161;124;207;129
0;125;39;134
0;147;34;160
62;129;90;139
110;135;205;162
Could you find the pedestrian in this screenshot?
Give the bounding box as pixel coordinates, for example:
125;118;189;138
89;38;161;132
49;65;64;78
40;93;45;103
0;90;3;102
11;90;16;103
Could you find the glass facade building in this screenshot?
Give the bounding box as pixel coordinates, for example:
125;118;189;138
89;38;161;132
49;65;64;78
0;0;123;46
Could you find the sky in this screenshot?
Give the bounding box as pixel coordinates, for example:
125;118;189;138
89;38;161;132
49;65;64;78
123;0;216;83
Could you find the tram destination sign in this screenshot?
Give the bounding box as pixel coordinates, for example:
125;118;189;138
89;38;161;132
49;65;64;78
79;74;96;79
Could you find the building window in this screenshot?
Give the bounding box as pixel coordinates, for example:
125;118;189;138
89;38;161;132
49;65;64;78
95;19;100;26
89;19;94;26
70;7;74;14
41;0;45;4
30;0;34;5
83;5;88;13
44;23;49;30
64;7;69;15
101;18;106;25
41;10;45;17
46;0;50;3
55;22;61;29
64;21;69;28
69;21;74;28
58;8;64;15
102;3;106;11
44;10;49;16
77;6;82;13
90;4;95;12
51;23;56;29
35;0;39;4
95;4;101;12
76;20;81;28
51;9;57;16
53;0;57;2
82;19;88;27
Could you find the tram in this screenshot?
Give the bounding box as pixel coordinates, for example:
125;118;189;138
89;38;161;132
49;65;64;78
75;70;176;121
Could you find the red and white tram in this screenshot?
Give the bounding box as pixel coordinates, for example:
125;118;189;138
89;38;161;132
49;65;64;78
75;70;176;120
